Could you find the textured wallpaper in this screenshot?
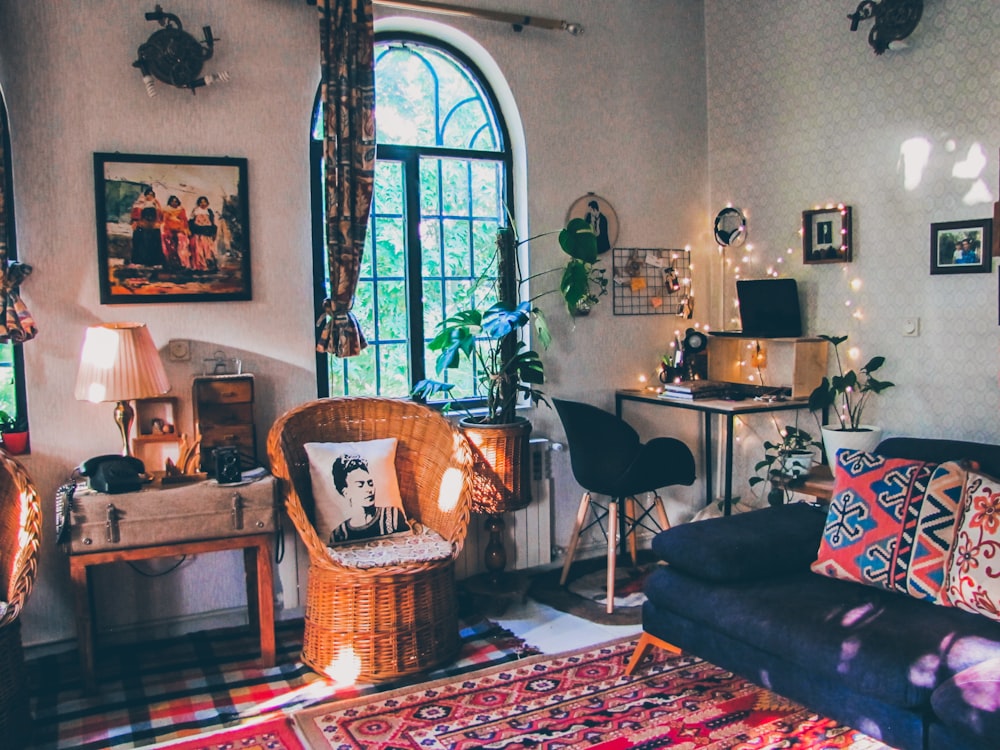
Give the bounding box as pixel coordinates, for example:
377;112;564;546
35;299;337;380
704;0;1000;507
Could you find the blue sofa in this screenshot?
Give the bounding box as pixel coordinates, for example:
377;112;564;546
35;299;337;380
640;437;1000;750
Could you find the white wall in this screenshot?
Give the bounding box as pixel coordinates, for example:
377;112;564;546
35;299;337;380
0;1;710;647
693;0;1000;506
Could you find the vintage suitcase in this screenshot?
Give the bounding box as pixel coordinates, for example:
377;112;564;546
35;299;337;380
63;474;276;554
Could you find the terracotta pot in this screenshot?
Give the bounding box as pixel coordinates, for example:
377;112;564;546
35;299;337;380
1;431;29;455
459;417;532;514
821;425;883;465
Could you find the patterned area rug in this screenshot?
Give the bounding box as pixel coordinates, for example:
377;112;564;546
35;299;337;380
294;636;894;750
26;617;537;750
151;716;304;750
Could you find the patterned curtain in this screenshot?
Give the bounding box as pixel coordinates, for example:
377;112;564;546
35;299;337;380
0;111;36;344
314;0;375;358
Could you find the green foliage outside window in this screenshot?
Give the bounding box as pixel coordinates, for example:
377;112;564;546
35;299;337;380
316;36;512;403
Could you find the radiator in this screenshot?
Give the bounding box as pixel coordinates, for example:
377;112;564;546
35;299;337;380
456;437;556;579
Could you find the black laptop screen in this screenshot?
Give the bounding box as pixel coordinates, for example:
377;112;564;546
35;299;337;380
735;278;803;338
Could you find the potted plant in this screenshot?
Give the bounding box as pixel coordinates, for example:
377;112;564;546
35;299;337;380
749;424;822;506
0;410;28;455
411;220;601;512
807;334;895;463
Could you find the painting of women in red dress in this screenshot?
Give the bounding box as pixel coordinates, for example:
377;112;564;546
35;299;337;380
160;195;191;268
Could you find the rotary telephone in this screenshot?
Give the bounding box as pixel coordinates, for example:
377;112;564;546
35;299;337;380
78;454;147;494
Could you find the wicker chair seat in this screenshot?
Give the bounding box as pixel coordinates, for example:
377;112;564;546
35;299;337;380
268;397;474;682
326;526;453;569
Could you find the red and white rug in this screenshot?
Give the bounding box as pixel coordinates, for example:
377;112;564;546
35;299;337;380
294;636;895;749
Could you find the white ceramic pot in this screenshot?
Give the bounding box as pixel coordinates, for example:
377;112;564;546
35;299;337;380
780;450;814;479
821;425;883;466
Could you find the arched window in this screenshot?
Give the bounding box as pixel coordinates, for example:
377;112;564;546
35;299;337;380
0;93;28;439
311;33;513;402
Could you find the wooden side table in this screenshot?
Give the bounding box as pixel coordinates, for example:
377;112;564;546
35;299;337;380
69;533;275;683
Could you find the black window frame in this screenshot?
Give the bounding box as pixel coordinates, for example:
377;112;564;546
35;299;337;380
0;94;29;436
311;32;515;404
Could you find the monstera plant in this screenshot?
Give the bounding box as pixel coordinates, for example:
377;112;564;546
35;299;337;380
412;218;603;561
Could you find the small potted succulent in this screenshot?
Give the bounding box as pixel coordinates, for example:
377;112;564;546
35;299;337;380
749;424;821;506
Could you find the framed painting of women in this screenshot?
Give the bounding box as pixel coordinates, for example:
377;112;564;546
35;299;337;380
94;152;251;303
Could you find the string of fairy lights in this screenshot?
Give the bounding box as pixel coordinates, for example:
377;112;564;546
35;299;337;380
632;202;866;506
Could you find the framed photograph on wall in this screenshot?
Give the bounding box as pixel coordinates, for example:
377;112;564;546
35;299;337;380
802;205;852;264
930;218;991;275
566;193;618;255
94;152;251;303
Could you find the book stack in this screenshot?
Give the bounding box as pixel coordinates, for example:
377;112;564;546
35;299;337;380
659;380;730;400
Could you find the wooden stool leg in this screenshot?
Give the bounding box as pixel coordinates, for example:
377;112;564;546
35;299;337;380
625;631;681;676
653;492;671;532
560;492;591;586
606;501;618;614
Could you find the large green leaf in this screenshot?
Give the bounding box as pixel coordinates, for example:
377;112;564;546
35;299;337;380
482;300;531;339
560;259;591;310
558;217;599;263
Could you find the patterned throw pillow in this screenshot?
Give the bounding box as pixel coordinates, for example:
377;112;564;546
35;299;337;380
812;450;937;592
944;469;1000;622
304;439;411;548
904;460;971;602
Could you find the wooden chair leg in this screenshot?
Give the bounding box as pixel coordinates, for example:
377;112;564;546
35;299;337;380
625;496;638;568
606;500;617;614
653;492;671;532
625;631;681;676
560;491;591;586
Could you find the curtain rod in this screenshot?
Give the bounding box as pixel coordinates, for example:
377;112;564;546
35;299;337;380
373;0;584;35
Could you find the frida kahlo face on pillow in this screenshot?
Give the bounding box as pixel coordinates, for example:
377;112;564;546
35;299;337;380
329;453;407;544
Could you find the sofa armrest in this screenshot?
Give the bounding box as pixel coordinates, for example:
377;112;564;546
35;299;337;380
652;502;827;583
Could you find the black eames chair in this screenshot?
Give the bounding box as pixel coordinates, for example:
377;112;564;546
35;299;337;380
553;398;696;613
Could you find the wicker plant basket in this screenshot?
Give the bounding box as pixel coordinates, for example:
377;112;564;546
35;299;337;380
0;448;41;748
459;416;532;514
267;397;473;681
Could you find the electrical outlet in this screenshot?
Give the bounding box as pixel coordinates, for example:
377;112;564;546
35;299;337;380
902;317;920;337
168;339;191;361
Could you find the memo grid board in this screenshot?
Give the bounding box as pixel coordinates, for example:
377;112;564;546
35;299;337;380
612;247;692;316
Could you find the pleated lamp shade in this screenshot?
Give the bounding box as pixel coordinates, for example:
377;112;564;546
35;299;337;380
75;323;170;458
74;323;170;403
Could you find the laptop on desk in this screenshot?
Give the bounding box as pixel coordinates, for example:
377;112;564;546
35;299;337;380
710;278;803;338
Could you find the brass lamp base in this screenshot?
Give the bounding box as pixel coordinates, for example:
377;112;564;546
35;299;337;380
113;400;135;457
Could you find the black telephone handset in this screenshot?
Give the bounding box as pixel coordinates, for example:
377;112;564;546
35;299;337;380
79;454;146;494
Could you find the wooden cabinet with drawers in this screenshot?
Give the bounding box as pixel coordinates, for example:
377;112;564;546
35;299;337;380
193;374;257;474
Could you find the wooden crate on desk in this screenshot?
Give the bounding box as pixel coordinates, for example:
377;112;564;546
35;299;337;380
707;336;828;399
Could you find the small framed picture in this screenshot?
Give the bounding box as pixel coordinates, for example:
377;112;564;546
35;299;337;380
566;193;618;255
802;205;852;264
930;219;992;275
94;152;251;303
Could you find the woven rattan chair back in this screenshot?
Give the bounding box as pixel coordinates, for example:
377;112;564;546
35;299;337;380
267;397;474;681
0;448;41;748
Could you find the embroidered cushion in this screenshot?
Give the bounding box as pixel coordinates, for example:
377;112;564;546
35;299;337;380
326;526;453;569
944;469;1000;622
904;460;971;602
304;439;410;547
812;449;937;592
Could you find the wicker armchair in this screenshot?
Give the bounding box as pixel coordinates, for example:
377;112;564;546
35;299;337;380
0;449;41;748
267;397;473;681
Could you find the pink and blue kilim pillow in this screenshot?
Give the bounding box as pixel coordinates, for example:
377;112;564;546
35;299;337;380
812;449;940;595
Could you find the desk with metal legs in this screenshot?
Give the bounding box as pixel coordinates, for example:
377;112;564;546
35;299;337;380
615;389;815;515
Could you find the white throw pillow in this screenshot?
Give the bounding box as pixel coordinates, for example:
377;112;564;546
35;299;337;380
304;439;410;547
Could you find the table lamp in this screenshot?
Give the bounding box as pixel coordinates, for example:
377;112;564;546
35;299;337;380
74;323;170;457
